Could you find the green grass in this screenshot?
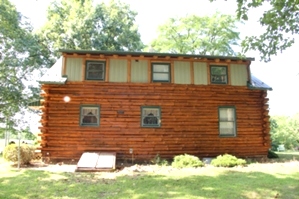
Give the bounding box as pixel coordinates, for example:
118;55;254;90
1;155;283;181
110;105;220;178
0;154;299;199
276;151;299;161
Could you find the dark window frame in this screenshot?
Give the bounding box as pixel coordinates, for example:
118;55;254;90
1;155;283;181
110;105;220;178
210;65;228;84
80;105;100;127
141;106;161;128
151;63;171;82
218;106;237;137
85;61;106;80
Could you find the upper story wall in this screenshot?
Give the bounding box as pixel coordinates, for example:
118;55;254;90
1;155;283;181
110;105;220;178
62;54;250;86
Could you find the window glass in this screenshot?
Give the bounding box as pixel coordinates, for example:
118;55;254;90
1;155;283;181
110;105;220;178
211;66;227;84
219;108;235;121
86;61;105;80
153;64;169;72
80;106;100;126
211;66;226;75
141;107;161;127
152;63;170;82
220;122;235;135
219;107;236;136
153;73;169;81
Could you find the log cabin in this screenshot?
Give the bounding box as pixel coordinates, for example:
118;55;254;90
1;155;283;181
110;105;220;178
38;49;272;162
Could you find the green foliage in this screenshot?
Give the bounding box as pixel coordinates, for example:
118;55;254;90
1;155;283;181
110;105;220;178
268;150;279;159
172;154;204;168
150;12;240;56
0;0;53;134
22;128;37;140
270;114;299;150
3;143;35;164
38;0;144;58
210;0;299;62
151;154;168;166
211;154;246;167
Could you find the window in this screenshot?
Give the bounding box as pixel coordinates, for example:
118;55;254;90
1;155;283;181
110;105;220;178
85;61;105;80
152;63;170;82
80;105;100;126
211;66;228;84
218;107;236;137
141;106;161;127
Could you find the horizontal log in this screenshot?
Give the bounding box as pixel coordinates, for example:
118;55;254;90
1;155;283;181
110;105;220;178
39;82;270;161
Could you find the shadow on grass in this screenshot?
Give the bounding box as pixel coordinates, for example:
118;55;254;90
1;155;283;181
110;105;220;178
0;168;298;199
276;151;299;161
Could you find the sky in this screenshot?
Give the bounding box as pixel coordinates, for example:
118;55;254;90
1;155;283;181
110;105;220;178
10;0;299;116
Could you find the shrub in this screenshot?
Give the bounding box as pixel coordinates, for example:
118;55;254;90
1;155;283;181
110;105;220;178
172;154;204;168
268;150;279;159
3;143;35;164
151;154;169;166
211;154;246;167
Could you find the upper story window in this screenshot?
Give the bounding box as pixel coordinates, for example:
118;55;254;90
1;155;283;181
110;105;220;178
218;106;236;137
80;105;100;126
141;106;161;127
211;66;228;84
152;63;170;82
85;61;105;80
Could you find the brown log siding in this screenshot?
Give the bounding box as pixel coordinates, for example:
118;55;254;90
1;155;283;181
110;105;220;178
39;82;270;161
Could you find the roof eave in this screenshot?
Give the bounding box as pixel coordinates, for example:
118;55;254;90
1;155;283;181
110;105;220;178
38;78;67;85
247;82;273;91
59;49;255;61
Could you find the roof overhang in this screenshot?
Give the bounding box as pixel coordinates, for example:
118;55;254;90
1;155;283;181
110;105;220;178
39;57;67;84
247;75;272;91
59;49;255;62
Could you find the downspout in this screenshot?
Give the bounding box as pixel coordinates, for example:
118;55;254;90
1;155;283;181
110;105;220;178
246;60;252;86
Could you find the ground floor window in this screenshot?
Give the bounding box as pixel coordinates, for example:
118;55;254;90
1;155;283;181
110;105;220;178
141;106;161;127
80;105;100;126
218;106;236;137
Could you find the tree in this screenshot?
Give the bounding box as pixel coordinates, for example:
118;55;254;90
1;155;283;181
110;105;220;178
149;13;240;55
0;0;51;139
270;114;299;150
38;0;144;57
210;0;299;62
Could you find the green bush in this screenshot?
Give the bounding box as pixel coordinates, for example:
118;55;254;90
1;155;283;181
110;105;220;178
172;154;204;168
3;144;35;164
211;154;246;167
151;154;169;166
268;150;279;159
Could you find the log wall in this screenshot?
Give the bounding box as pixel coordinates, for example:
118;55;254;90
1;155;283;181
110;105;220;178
39;82;270;161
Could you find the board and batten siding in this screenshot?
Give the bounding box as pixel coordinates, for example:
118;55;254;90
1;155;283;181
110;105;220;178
230;64;248;86
174;61;191;84
194;62;208;85
109;59;127;82
65;58;83;81
131;60;148;83
64;57;248;86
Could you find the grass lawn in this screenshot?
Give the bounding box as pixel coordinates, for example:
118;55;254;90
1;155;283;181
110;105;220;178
0;153;299;199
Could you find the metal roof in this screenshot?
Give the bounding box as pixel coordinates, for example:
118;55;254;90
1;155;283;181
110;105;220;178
39;57;67;84
59;49;255;61
248;75;272;91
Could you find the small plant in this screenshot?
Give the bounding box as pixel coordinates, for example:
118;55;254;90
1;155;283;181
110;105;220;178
172;154;204;168
3;143;35;165
151;154;168;166
268;150;279;159
211;154;246;167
